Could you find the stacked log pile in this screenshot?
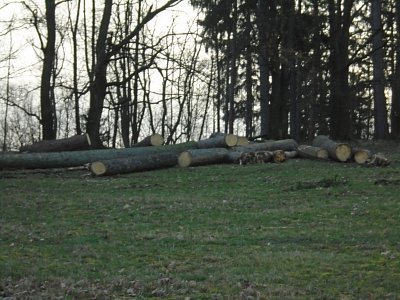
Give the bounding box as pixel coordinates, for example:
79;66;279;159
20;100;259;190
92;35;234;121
0;133;390;176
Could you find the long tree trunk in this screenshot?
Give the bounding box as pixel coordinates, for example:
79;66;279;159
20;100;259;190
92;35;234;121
371;0;389;139
256;0;270;137
86;0;112;148
227;0;238;134
245;10;254;138
41;0;57;140
391;0;400;137
328;0;354;140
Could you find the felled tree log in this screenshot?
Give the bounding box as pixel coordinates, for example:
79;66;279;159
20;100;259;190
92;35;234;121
19;134;91;153
178;148;229;167
90;152;177;176
352;148;371;164
132;133;163;147
284;150;298;159
233;139;298;152
197;133;238;148
312;135;351;162
297;145;329;160
0;141;198;170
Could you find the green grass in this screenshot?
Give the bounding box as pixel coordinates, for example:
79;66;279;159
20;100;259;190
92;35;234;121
1;143;400;299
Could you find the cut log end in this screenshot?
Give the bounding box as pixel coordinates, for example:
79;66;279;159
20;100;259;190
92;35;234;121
90;161;107;176
316;149;329;159
178;151;192;167
273;150;286;163
225;134;238;147
353;150;370;164
336;144;352;162
150;133;164;146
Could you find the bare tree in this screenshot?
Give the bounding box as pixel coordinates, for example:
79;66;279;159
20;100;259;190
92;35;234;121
371;0;389;139
86;0;182;148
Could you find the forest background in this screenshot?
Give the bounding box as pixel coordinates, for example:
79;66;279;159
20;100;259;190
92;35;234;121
0;0;399;150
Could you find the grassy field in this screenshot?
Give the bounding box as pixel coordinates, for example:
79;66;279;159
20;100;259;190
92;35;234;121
1;141;400;299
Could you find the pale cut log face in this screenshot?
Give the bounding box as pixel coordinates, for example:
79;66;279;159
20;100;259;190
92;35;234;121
225;134;238;147
90;162;107;176
354;151;370;164
336;144;352;162
178;151;192;167
317;150;329;159
150;134;164;146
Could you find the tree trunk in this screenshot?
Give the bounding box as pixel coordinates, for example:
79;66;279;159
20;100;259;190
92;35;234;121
391;0;400;138
41;0;57;140
256;0;270;137
178;148;229;167
371;0;389;139
90;151;178;176
328;0;354;140
86;0;112;148
0;141;197;170
19;134;91;153
312;135;351;162
297;145;328;160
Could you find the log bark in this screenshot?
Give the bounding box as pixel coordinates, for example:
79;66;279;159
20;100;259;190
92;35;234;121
0;141;197;170
297;145;329;160
284;150;298;159
197;134;238;148
90;151;178;176
233;139;298;152
19;134;91;153
236;136;249;146
178;148;229;167
312;135;351;162
352;148;371;164
132;133;163;147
